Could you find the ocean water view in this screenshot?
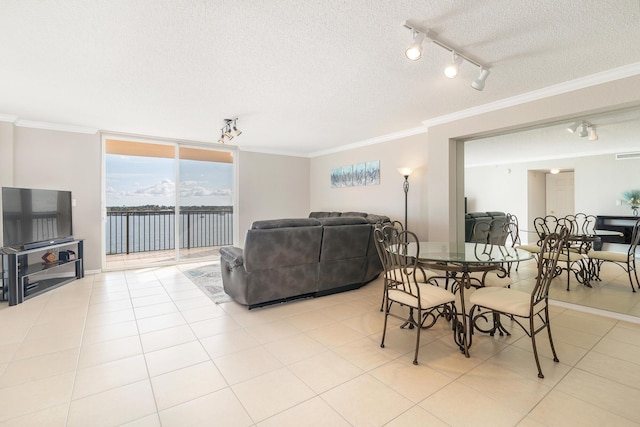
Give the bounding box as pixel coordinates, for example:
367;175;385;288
105;207;233;254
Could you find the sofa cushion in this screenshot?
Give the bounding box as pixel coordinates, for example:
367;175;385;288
252;218;321;229
341;211;367;218
365;214;390;224
309;212;331;219
317;217;368;226
244;223;323;271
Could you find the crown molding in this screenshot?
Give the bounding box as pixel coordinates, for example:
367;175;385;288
422;62;640;128
308;125;428;158
0;114;18;123
236;144;313;158
15;119;99;134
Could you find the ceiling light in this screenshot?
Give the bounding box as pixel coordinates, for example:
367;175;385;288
588;126;598;141
405;31;425;61
403;21;490;90
231;118;242;137
550;168;560;174
444;53;463;78
217;117;242;144
576;123;589;138
566;121;581;133
471;68;491;91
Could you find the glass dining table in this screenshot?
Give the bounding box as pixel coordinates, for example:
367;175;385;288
523;229;624;287
405;241;534;357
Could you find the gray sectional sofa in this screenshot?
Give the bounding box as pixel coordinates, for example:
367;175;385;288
219;212;390;308
465;211;507;242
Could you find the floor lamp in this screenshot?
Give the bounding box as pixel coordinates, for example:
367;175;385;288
397;168;413;230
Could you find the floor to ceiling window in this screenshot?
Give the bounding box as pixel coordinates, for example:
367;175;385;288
103;138;235;269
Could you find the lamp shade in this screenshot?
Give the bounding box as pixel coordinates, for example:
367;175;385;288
397;167;413;177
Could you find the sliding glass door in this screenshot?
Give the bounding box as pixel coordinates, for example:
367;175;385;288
104;138;234;269
177;146;234;261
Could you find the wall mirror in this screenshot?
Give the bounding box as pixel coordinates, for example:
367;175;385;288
464;105;640;317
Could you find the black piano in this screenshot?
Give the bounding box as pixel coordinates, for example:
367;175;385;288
594;215;638;250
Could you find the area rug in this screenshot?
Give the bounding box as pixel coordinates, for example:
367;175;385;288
184;263;233;304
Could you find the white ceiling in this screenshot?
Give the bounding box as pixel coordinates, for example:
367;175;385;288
465;106;640;167
1;1;640;156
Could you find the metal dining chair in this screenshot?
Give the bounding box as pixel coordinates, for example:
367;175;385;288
376;226;457;365
587;218;640;292
469;227;569;378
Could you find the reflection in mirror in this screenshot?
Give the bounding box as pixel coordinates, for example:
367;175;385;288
463;106;640;317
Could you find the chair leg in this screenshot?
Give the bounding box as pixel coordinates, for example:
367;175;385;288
380;299;389;349
545;306;559;364
529;316;544;379
413;308;421;365
629;260;638;292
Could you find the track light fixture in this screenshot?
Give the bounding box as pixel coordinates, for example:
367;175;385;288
566;120;598;140
403;21;490;90
217;117;242;144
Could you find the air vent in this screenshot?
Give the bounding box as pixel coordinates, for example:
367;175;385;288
615;152;640;160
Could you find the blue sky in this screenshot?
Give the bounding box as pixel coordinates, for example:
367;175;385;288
106;154;233;207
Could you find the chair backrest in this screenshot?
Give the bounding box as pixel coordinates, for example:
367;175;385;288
374;225;424;293
505;214;521;247
533;215;563;242
628;218;640;256
562;213;595;236
373;223;402;277
532;227;569;303
470;218;508;245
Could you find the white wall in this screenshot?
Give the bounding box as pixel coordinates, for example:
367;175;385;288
12;127;102;270
465;153;640;243
237;150;310;246
310;133;429;238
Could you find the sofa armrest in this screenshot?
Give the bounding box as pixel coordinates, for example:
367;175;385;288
220;246;244;269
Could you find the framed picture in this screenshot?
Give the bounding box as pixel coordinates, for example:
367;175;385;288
365;160;380;185
331;160;380;188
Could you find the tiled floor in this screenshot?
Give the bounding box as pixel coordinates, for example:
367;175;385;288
0;258;639;426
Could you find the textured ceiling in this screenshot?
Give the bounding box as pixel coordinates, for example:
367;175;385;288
1;1;640;156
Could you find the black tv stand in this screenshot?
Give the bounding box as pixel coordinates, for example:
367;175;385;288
1;239;84;305
22;236;75;251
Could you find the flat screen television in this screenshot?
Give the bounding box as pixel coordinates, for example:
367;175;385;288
2;187;73;250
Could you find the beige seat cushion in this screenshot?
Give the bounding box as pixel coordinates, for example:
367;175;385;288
480;271;512;288
388;282;455;309
470;287;543;317
587;250;630;263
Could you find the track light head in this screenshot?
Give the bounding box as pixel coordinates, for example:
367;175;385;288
588;126;598;141
231;118;242;137
405;31;425;61
471;68;490;91
566;121;581;133
444;53;463;78
577;123;589;138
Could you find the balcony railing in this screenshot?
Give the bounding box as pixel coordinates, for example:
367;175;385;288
106;207;233;255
